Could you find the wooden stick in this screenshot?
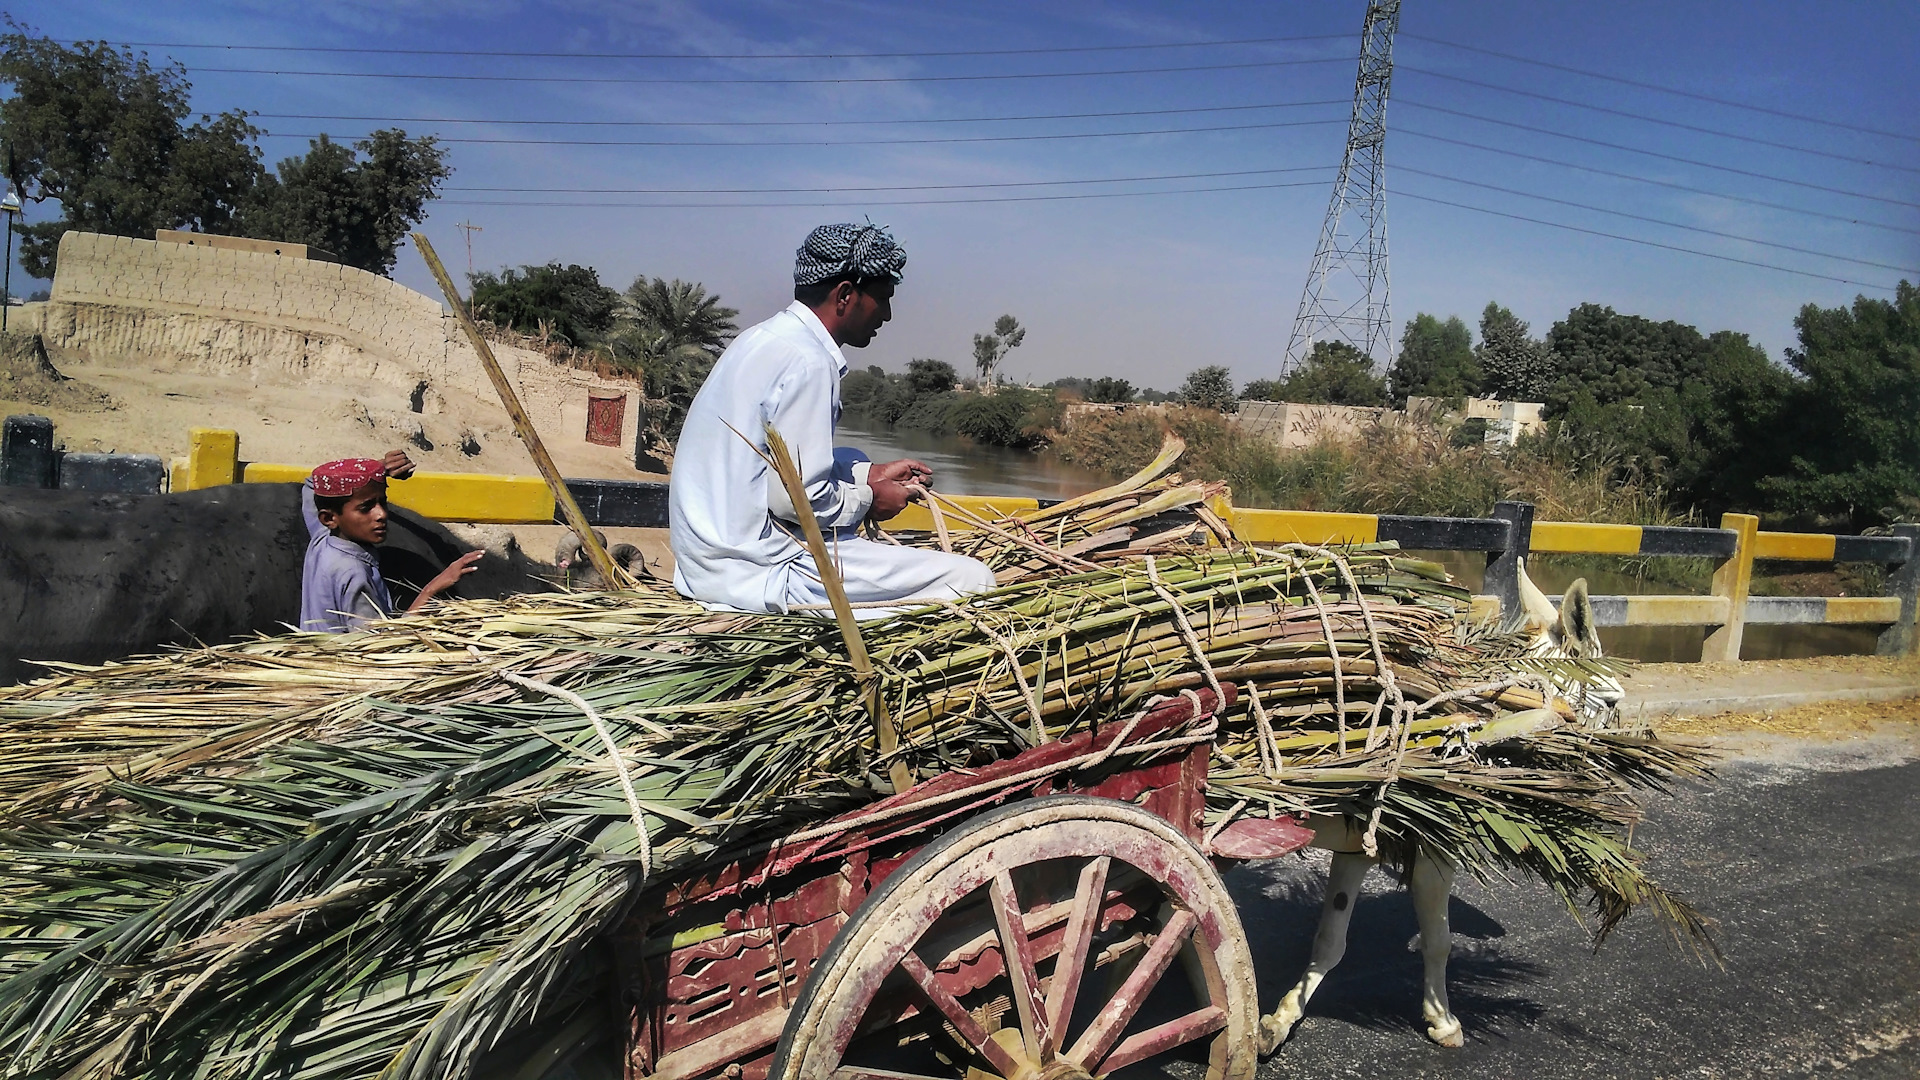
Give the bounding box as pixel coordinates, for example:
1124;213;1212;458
762;423;914;795
411;233;628;590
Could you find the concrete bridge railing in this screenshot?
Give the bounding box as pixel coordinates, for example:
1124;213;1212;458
7;419;1914;660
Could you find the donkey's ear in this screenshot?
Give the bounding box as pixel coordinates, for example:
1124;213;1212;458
1515;556;1559;633
1557;578;1603;657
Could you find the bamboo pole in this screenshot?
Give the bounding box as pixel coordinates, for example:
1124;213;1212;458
410;232;627;590
763;423;914;794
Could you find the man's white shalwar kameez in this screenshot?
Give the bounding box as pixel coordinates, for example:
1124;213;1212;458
669;302;995;618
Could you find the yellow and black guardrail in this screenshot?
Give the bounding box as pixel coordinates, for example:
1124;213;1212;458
8;419;1912;660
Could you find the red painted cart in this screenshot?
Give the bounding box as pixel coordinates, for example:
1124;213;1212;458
615;684;1315;1080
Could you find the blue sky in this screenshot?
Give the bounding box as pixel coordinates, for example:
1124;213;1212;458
13;1;1920;391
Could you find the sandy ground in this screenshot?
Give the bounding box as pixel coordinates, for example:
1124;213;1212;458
2;352;666;483
1656;687;1920;741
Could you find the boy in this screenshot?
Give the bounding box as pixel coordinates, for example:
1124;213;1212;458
301;454;483;633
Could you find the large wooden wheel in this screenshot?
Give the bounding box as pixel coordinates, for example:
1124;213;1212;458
768;795;1258;1080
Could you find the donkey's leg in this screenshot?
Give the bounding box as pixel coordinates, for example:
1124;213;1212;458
1260;852;1373;1053
1409;852;1463;1047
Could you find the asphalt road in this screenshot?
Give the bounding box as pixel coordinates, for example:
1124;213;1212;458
1225;730;1920;1079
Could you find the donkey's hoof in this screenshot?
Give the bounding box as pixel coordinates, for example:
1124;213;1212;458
1425;1017;1465;1048
1258;1012;1297;1056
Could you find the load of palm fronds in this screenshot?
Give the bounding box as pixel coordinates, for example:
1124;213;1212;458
0;437;1710;1080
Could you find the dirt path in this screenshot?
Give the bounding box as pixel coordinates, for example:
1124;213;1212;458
1623;653;1920;723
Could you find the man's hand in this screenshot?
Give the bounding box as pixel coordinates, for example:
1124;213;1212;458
870;458;933;487
383;449;418;481
407;551;484;612
867;478;914;522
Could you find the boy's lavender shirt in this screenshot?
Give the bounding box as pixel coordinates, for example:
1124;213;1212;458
299;481;394;633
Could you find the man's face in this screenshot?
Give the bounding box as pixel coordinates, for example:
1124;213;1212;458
319;482;390;546
838;280;894;348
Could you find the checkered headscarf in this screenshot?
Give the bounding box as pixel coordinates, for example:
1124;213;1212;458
793;222;907;286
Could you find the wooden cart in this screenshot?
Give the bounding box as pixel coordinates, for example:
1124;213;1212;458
616;684;1315;1080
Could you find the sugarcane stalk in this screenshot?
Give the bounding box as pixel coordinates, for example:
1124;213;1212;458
761;423;914;795
411;232;627;591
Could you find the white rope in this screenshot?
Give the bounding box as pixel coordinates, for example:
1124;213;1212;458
1248;682;1282;778
485;657;653;883
1254;546;1351;753
776;722;1219;847
1144;556;1227;707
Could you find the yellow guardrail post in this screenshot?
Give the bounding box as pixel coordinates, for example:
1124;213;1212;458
1701;512;1758;662
183;428;239;491
1880;524;1920;657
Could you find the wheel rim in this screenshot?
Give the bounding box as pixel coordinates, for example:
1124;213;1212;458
771;796;1257;1080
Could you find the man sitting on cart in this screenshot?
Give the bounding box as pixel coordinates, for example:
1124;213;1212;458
668;222;996;618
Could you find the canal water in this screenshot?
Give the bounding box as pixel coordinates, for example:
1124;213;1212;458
838;416;1880;663
835;414;1110;500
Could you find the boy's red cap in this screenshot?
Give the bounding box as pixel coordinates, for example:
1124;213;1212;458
311;458;385;498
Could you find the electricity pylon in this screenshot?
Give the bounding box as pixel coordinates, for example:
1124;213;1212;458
1284;0;1400;372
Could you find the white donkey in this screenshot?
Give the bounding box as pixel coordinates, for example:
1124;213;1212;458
1260;558;1621;1051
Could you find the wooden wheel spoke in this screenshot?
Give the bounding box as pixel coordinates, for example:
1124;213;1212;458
1098;1006;1228;1074
989;869;1051;1061
1042;856;1110;1039
897;951;1025;1079
1064;908;1197;1069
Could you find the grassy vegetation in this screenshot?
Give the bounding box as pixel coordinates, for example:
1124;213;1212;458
1052;406;1691;524
1051;407;1724;589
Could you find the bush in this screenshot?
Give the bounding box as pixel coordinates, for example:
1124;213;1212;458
947;386;1062;450
1052;407;1683;524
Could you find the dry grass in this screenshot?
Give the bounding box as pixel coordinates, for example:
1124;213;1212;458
1051;407;1689;526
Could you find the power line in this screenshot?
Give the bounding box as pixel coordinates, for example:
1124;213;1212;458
1398;65;1920;175
257;116;1349;147
433;175;1902;289
1403;32;1920;145
444;165;1335;194
251;98;1350;128
1397;166;1920;274
435;178;1333;209
112;33;1351;61
193;56;1347;85
1391;188;1889;289
1399;100;1920;208
1398;126;1920;236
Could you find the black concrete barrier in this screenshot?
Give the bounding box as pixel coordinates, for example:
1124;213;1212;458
1;414;57;488
59;453;166;495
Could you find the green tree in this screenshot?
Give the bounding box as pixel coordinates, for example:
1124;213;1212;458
1389;313;1480;403
1239;378;1284;402
620;276;738;357
1755;282;1920;527
1179;364;1237;412
0;26;263;277
604;276;738;437
470;263;620;346
906;358;958;394
1476;302;1555;400
1545;303;1720;408
1276;341;1389;406
1086;376;1135;403
238;131;449;275
971;314;1026;390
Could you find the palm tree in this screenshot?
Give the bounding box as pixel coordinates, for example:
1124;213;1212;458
621;277;739;358
610;278;740;440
